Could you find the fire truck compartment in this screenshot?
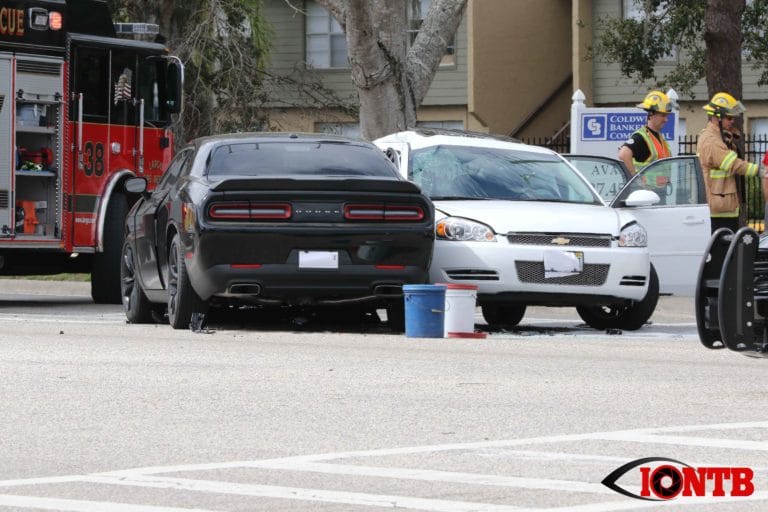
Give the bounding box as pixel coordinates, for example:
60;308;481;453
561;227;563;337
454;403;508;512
0;53;63;241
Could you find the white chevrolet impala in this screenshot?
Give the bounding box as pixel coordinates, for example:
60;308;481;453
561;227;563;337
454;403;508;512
375;129;661;331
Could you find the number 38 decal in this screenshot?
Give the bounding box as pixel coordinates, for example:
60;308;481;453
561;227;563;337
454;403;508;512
83;141;105;177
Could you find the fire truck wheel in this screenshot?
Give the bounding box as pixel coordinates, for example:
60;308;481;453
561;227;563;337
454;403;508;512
120;239;154;323
167;233;207;329
576;264;660;331
91;193;129;304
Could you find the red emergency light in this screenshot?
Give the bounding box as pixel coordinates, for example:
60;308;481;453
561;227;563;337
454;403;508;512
49;11;62;30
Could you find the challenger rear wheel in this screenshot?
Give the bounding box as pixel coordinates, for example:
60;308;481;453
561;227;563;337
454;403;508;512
577;264;660;331
167;233;206;329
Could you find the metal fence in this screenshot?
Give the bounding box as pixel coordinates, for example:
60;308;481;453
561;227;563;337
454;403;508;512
520;135;570;154
522;133;768;228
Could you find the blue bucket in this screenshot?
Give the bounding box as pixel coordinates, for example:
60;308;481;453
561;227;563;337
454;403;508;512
403;284;447;338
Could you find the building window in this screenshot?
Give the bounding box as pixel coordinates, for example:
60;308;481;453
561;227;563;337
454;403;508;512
306;1;348;69
407;0;456;67
751;118;768;137
417;120;464;130
622;0;668;20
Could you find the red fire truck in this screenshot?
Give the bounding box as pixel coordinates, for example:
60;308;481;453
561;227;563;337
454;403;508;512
0;0;182;303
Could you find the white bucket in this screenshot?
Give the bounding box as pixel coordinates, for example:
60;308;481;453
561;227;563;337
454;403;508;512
443;283;478;337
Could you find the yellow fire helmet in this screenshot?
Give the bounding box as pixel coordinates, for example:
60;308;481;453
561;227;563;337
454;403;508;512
636;90;676;114
703;92;746;118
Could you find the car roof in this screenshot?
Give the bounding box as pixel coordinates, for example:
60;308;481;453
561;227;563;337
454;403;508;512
191;131;374;149
375;129;557;154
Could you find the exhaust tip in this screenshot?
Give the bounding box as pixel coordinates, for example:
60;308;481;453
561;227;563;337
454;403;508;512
373;284;402;298
229;283;262;295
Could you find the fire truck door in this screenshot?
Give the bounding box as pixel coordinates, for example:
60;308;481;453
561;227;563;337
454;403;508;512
71;46;110;246
0;56;12;234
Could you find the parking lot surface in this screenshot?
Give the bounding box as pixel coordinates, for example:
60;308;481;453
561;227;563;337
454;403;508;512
3;279;765;511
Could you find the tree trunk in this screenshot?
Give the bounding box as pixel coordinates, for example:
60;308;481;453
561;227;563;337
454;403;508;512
345;0;412;140
704;0;745;100
323;0;466;140
705;0;747;219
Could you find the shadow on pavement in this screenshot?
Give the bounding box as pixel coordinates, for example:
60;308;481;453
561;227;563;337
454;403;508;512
201;305;397;334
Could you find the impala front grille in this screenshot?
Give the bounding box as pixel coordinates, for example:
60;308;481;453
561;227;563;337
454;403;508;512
507;233;612;248
515;261;609;286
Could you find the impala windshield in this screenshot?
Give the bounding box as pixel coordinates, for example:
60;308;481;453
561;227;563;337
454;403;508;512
410;145;601;204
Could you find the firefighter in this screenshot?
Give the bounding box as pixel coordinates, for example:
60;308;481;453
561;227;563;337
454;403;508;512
697;92;766;234
618;90;675;174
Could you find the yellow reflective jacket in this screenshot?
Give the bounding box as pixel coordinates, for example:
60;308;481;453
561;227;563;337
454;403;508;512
697;122;758;218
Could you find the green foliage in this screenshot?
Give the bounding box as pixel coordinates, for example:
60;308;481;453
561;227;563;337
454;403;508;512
593;0;768;97
744;0;768;86
105;0;273;140
0;274;90;281
178;0;274;137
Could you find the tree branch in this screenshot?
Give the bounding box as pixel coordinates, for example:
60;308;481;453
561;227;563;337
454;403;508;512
405;0;466;105
281;0;305;15
316;0;348;27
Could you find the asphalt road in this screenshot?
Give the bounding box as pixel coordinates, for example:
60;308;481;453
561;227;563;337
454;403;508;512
0;279;766;511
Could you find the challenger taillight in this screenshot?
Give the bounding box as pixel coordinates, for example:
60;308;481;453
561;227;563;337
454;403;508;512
208;202;292;220
344;204;425;221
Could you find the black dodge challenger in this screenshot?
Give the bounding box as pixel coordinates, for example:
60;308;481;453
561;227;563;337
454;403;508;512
120;133;434;329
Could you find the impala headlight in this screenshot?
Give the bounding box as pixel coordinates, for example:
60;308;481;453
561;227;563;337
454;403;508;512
619;222;647;247
436;217;496;242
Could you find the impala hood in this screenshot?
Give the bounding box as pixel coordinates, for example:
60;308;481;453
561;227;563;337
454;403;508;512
435;200;625;235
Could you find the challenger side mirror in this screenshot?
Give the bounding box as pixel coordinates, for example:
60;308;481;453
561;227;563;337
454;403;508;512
125;177;149;197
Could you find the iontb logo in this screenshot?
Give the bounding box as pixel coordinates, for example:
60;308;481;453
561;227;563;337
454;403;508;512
602;457;755;501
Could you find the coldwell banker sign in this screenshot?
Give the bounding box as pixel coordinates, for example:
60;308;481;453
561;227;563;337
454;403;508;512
570;89;679;158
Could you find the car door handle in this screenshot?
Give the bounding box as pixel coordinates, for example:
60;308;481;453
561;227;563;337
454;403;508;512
683;217;706;225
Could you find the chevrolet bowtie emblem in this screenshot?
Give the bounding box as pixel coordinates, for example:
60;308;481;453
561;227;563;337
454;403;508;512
551;237;570;245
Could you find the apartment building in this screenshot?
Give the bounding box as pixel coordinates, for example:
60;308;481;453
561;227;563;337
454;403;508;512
261;0;768;140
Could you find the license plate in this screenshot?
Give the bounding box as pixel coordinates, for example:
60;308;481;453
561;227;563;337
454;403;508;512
299;251;339;269
543;249;583;277
572;251;584;271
